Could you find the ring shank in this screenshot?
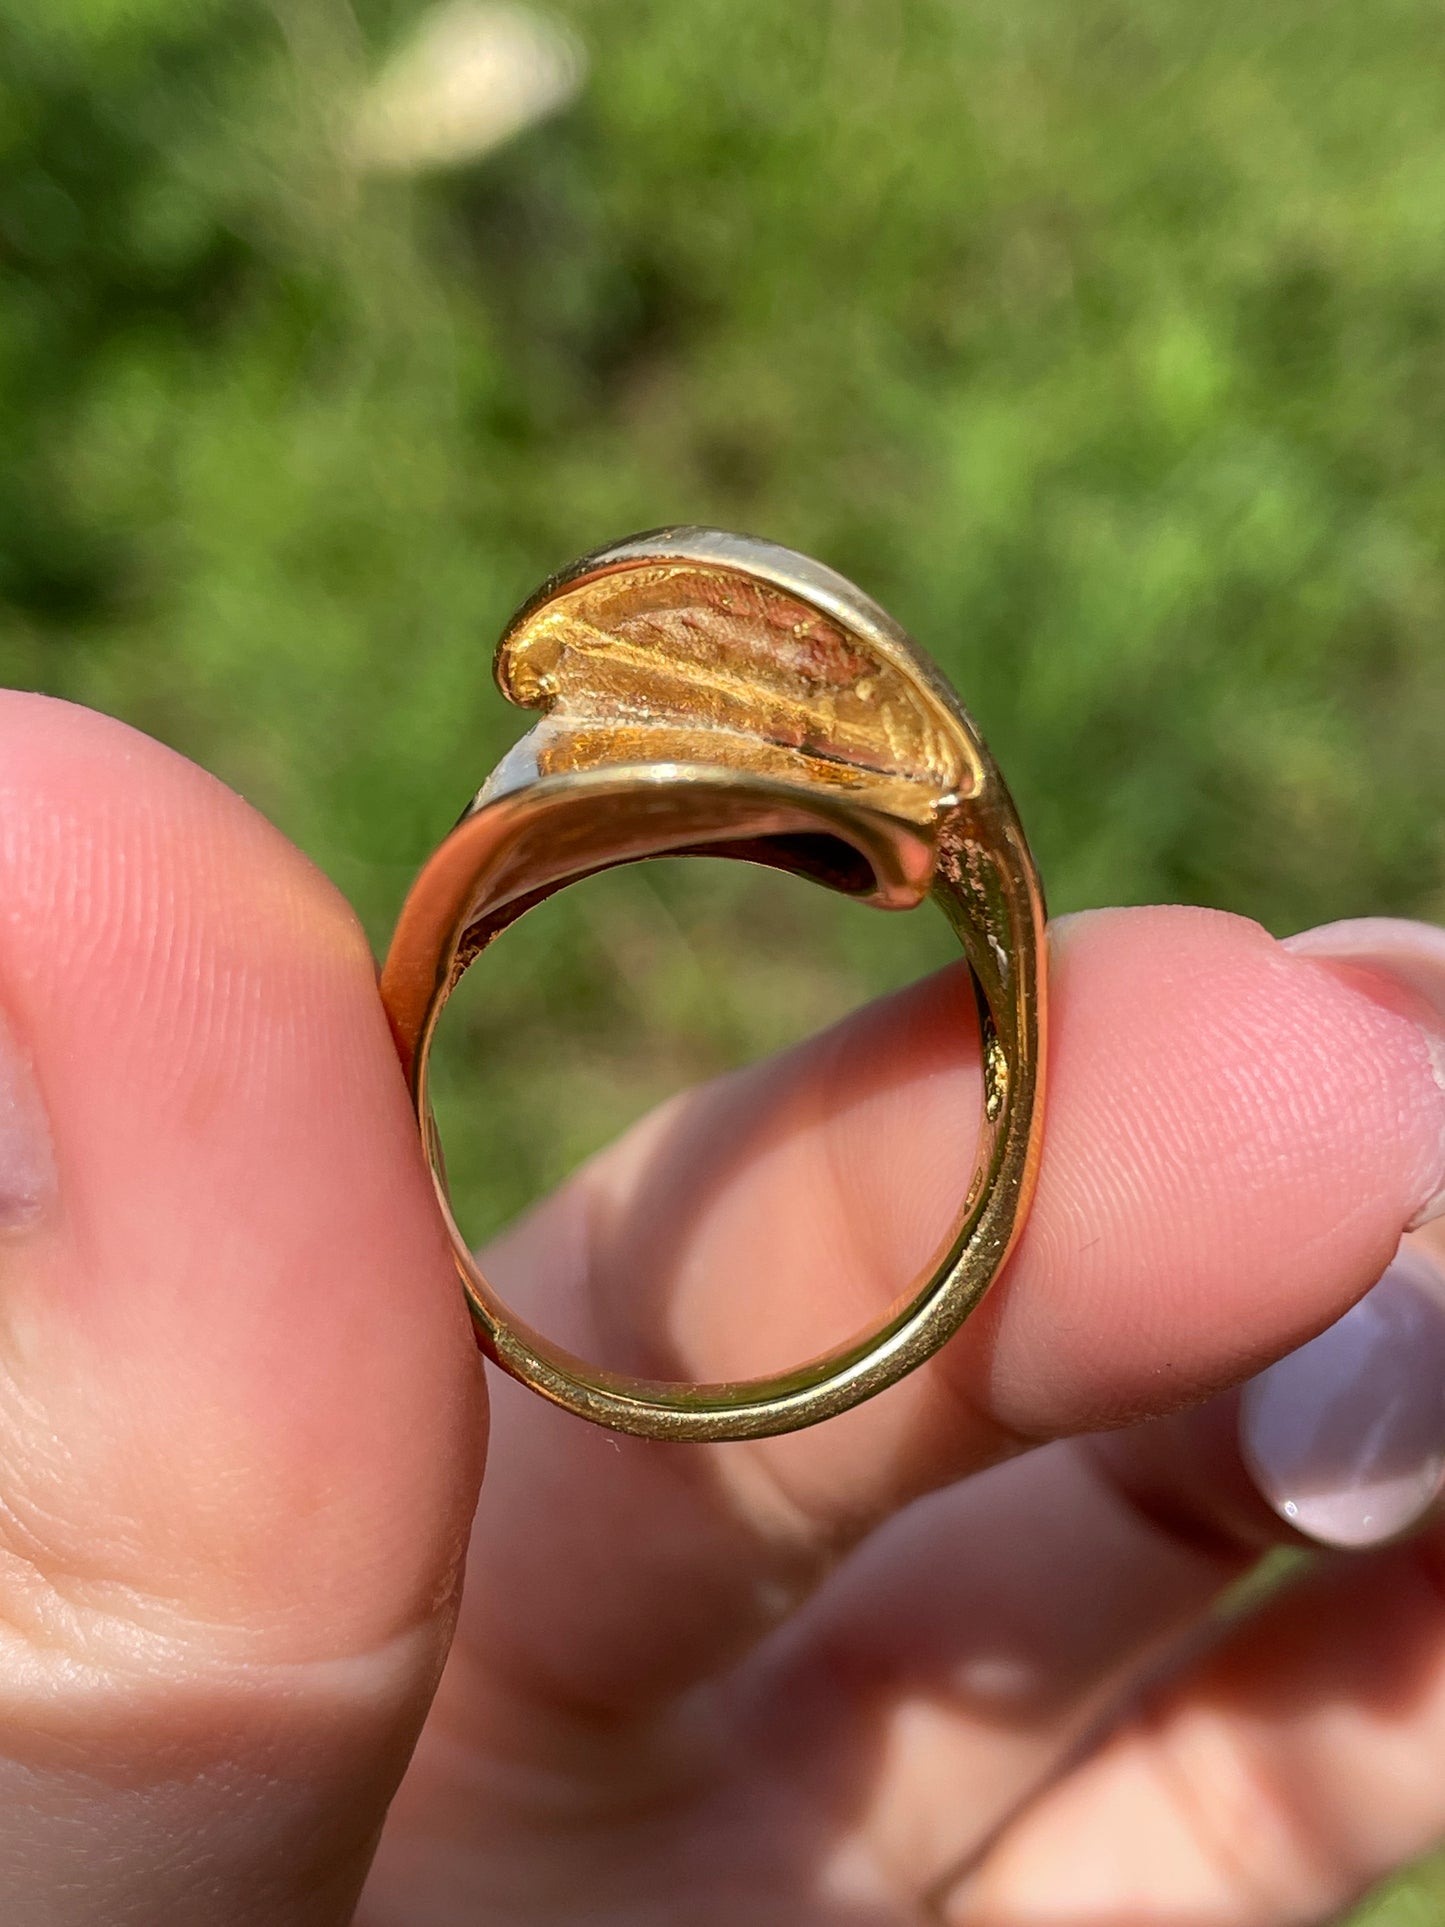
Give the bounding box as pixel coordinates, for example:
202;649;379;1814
381;759;1045;1443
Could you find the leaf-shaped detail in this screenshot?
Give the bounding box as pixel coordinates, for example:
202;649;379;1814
497;563;966;812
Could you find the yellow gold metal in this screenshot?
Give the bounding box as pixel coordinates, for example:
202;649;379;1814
381;528;1047;1441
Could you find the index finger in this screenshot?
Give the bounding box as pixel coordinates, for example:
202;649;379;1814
448;905;1445;1726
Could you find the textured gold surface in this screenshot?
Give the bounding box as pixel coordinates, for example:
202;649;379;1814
382;527;1046;1441
497;559;969;821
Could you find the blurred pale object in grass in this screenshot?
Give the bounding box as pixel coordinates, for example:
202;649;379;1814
351;2;585;174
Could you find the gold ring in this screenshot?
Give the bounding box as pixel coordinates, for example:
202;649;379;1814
381;528;1047;1442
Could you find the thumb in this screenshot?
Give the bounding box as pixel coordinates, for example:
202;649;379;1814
0;696;484;1923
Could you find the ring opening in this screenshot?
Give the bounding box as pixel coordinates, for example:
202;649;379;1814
426;854;966;1383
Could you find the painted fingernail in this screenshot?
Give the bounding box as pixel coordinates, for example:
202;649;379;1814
1240;1245;1445;1547
0;1007;55;1229
1284;917;1445;1227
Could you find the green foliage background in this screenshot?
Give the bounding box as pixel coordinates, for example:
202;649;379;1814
2;2;1444;1915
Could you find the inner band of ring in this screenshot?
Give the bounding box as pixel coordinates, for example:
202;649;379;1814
382;753;1046;1443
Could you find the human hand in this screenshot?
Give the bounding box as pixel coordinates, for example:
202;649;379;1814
5;694;1445;1925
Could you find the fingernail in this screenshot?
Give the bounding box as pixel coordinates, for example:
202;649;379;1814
1284;917;1445;1227
1240;1245;1445;1547
0;1007;55;1229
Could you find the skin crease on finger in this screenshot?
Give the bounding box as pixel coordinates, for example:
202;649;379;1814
0;695;486;1924
943;1526;1445;1927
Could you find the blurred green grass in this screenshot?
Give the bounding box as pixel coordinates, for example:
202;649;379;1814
2;0;1445;1913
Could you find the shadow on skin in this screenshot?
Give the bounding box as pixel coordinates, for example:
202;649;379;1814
0;1650;437;1923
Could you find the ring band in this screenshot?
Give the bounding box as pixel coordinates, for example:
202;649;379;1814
381;527;1047;1441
